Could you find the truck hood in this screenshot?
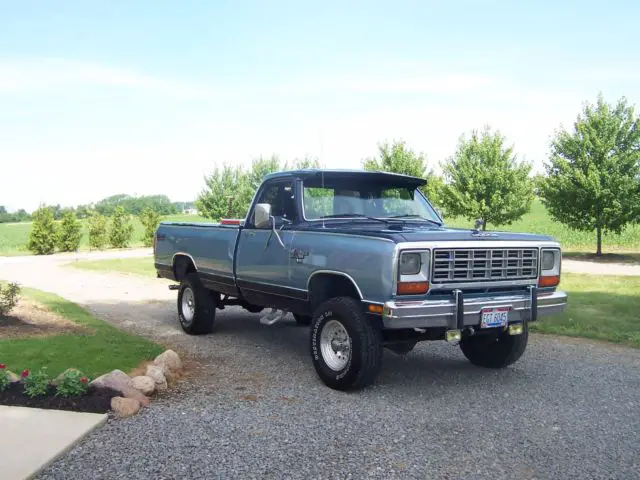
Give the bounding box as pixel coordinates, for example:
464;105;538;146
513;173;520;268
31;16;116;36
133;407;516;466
297;221;556;243
393;226;555;243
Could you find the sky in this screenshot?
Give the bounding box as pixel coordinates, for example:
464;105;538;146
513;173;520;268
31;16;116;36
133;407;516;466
1;0;638;212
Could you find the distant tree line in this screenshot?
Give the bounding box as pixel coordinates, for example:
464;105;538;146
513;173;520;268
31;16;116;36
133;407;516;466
2;195;196;224
0;206;31;223
26;204;163;255
197;93;640;256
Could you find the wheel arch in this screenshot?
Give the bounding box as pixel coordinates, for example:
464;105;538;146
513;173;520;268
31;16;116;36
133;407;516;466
307;271;363;311
172;252;197;282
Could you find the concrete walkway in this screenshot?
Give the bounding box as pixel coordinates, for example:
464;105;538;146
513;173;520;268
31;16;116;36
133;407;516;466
0;406;107;480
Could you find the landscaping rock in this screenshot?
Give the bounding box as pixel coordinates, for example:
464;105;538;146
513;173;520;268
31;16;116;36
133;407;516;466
145;365;168;391
153;349;182;379
132;375;155;396
91;370;150;407
111;396;141;418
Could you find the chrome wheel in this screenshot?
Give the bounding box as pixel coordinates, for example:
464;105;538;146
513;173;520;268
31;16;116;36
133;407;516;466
320;319;351;371
181;287;195;325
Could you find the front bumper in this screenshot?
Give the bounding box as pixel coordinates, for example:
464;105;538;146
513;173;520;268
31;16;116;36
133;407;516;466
382;287;568;330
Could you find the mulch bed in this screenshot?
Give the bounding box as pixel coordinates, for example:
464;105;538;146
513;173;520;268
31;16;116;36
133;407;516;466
0;383;119;413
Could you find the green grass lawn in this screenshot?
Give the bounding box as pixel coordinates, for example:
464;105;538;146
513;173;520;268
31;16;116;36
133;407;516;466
0;213;209;257
67;257;157;277
444;199;640;255
530;273;639;348
0;286;165;379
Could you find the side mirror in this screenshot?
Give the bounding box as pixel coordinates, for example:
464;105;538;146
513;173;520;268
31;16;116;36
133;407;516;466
254;203;272;229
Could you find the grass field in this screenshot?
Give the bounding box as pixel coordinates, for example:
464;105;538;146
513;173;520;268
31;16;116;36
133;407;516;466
444;200;640;254
0;213;208;257
530;273;640;348
0;285;164;378
1;200;638;257
65;257;640;348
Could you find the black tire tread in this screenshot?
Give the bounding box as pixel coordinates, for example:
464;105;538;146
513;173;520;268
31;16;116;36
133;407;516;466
178;272;216;335
311;296;382;390
460;323;528;368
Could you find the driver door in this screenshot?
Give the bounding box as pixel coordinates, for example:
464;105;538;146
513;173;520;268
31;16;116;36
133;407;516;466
235;178;303;308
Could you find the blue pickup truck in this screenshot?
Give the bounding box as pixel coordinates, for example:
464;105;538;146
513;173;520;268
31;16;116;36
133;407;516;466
154;169;567;390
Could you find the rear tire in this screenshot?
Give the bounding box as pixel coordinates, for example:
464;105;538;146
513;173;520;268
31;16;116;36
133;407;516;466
459;323;528;368
177;273;216;335
310;297;382;391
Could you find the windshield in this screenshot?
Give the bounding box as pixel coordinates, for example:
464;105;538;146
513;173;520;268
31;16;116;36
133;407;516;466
301;180;441;223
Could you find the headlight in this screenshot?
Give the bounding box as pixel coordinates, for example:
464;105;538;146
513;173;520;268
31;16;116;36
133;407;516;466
541;250;556;271
399;252;421;275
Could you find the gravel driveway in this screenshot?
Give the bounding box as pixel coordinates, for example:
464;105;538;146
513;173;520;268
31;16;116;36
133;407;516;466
1;251;639;479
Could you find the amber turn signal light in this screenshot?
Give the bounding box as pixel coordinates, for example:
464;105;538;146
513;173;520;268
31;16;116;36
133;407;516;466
539;275;560;287
367;304;384;314
397;281;429;295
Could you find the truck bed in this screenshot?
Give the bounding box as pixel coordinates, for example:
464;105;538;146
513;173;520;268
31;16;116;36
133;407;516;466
154;221;241;285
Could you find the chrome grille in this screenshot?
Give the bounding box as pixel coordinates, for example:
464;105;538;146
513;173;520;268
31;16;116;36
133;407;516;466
432;248;538;283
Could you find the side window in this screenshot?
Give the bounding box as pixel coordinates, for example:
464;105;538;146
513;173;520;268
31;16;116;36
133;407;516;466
250;180;296;227
303;187;333;218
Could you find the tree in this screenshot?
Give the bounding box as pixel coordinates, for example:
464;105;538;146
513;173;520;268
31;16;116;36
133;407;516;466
235;155;282;212
440;126;534;229
27;205;58;255
140;206;161;247
196;163;248;220
87;211;108;250
108;206;134;248
363;140;428;177
57;210;82;252
540;94;640;255
363;139;444;207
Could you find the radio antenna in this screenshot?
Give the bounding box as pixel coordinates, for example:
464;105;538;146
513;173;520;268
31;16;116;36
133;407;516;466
321;128;325;229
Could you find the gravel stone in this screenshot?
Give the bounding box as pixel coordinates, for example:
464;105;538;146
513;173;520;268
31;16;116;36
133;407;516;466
1;251;637;479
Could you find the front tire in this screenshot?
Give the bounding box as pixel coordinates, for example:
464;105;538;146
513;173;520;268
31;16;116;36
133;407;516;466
459;323;528;368
310;297;382;391
177;273;216;335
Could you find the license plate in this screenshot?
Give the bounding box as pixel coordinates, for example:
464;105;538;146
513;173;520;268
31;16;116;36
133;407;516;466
480;306;510;329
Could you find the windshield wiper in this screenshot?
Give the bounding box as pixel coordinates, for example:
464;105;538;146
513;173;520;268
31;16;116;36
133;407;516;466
387;214;442;226
320;213;390;224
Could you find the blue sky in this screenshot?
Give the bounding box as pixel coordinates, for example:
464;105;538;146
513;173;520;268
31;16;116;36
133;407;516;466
1;0;638;212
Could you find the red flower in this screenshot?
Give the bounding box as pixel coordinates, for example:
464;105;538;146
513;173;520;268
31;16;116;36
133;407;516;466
0;364;5;369
20;369;29;378
80;377;88;384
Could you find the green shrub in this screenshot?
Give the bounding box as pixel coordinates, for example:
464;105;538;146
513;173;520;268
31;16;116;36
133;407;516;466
27;206;58;255
57;210;82;252
22;367;50;397
0;282;20;317
87;211;108;250
56;368;90;397
140;206;161;247
0;364;11;392
109;206;134;248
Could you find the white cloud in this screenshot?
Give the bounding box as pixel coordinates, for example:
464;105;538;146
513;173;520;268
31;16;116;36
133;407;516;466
0;57;220;100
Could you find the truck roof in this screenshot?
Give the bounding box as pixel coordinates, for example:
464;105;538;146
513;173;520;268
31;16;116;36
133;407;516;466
263;168;428;186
